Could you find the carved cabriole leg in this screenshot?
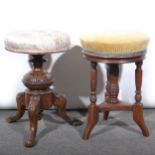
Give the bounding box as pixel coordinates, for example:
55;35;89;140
83;61;99;140
133;61;149;137
104;64;119;120
25;96;40;147
6;92;25;123
54;94;82;126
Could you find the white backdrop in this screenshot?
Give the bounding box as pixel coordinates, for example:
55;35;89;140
0;0;155;109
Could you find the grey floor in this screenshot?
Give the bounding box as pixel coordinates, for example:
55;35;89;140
0;109;155;155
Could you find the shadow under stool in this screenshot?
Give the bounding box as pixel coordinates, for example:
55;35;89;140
5;30;82;147
80;32;150;139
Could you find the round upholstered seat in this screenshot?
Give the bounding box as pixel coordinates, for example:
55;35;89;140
5;30;71;55
80;32;149;58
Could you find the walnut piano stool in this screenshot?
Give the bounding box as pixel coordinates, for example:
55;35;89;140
5;30;82;147
80;32;150;140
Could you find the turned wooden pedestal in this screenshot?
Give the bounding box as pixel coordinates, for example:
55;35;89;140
6;55;82;147
83;54;149;140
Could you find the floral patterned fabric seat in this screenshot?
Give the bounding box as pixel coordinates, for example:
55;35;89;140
5;30;71;54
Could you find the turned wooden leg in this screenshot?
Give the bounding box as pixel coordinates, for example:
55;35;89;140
54;94;82;126
133;61;149;137
25;96;40;147
83;61;99;140
133;104;149;136
83;104;99;140
6;92;25;123
103;64;119;120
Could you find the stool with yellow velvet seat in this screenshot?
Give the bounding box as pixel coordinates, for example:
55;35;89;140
80;32;149;139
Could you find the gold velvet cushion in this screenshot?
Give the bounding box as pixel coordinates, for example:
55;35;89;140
5;30;71;55
80;32;149;58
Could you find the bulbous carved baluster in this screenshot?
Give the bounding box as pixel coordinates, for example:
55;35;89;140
107;64;119;104
7;54;82;147
104;65;111;120
104;64;119;120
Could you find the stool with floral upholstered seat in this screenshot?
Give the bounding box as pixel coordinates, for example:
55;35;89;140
80;31;150;140
5;30;82;147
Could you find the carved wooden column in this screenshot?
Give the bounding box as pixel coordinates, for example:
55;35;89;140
104;64;119;120
83;61;99;140
7;55;82;147
106;64;119;103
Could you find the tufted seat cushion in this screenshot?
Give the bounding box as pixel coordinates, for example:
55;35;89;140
80;32;149;58
5;30;71;55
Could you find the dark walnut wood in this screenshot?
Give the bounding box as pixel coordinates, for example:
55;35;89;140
83;62;99;140
83;51;149;140
6;55;82;147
